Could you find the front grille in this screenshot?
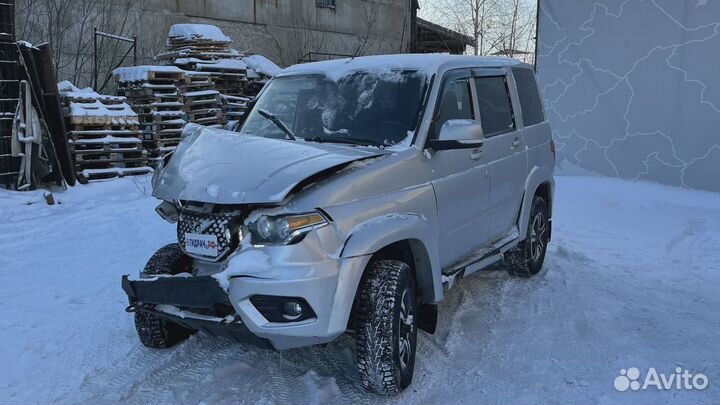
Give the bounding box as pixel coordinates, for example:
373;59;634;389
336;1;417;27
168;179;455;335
177;211;240;261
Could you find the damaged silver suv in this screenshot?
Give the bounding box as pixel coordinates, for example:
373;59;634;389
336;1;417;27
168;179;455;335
122;54;555;394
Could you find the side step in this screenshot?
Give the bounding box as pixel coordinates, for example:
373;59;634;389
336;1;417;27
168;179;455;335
441;228;520;289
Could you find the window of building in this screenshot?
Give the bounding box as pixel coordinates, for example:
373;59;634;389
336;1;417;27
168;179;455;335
473;76;515;136
316;0;336;9
512;67;545;126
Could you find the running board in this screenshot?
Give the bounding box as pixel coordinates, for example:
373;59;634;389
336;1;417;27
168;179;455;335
442;227;520;289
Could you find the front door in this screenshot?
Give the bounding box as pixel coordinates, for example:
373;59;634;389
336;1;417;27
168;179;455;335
425;71;491;268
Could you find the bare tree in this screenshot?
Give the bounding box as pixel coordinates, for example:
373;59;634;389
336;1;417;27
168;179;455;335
16;0;141;88
265;3;330;66
353;0;383;56
420;0;536;59
422;0;502;55
490;0;536;62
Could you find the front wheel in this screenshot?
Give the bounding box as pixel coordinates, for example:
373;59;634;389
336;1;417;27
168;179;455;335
354;260;418;394
504;195;550;277
134;244;196;348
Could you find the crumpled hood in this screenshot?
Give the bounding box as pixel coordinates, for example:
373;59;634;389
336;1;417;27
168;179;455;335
152;124;387;204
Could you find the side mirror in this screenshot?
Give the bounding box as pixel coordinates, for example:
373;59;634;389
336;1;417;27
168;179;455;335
427;119;484;150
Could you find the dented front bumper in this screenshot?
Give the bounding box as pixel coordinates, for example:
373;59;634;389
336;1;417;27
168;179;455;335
121;250;371;350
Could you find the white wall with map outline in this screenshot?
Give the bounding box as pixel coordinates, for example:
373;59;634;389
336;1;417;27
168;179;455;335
537;0;720;192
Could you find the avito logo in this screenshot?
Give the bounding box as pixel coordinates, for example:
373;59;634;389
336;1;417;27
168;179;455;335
614;367;709;392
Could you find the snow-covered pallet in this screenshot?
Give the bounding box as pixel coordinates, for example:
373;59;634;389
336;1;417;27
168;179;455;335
114;66;190;165
158;24;237;62
59;81;151;183
173;55;278;122
220;94;250;120
180;89;222;126
162;25;281;124
181;71;215;93
113;66;188;85
76;166;153;183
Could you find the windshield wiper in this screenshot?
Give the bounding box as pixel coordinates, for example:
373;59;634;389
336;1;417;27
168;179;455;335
257;109;296;140
304;136;385;147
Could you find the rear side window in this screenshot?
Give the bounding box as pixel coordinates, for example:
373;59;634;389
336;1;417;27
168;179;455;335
474;76;515;136
432;78;474;139
512;67;545;126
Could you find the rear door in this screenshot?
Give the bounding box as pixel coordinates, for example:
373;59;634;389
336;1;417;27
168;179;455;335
474;69;528;242
426;70;492;268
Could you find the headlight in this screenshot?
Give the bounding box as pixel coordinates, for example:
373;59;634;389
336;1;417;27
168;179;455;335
248;211;328;245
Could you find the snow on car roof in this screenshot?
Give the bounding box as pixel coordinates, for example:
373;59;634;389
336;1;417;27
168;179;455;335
280;54;526;79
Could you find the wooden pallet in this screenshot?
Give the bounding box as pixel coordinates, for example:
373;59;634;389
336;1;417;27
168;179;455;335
71;138;143;153
140;111;185;124
66;114;139;126
186;109;222;122
68;128;141;137
68;123;140;134
145;137;182;149
74;150;147;164
145;70;187;82
141;122;186;136
121;86;180;97
132;103;183;115
76;165;153;183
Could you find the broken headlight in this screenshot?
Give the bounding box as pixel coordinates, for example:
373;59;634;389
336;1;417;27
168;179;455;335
249;211;328;245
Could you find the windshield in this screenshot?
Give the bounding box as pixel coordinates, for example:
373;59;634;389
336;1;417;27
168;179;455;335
239;70;428;147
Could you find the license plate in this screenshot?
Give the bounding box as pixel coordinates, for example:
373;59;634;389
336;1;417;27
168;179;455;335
185;233;219;257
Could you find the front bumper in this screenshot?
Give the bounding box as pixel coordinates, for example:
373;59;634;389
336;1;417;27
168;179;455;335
122;252;371;350
122;275;231;309
122;275;273;348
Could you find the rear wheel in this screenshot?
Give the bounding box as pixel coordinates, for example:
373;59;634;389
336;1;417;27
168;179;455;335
134;244;196;348
354;260;418;394
504;196;550;277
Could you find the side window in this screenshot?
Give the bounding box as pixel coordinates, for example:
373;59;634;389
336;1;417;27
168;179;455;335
474;76;515;136
512;67;545;126
432;78;474;139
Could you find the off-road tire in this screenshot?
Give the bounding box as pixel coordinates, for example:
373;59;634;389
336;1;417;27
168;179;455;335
134;244;195;349
354;260;418;394
504;196;550;277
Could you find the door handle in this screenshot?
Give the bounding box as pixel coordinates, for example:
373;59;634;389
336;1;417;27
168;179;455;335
511;138;523;149
470;148;484;161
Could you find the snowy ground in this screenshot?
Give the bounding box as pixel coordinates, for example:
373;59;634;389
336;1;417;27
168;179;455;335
1;173;719;404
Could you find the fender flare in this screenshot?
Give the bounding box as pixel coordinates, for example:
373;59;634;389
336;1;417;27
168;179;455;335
517;165;555;240
340;213;443;303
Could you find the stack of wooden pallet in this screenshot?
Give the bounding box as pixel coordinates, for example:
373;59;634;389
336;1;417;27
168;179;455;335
113;66;188;164
157;24;282;123
156;24;239;62
182;89;222;127
241;55;281;97
176;58;248;97
179;71;222;127
175;58;246;124
58;81;151;182
220;94;252;123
